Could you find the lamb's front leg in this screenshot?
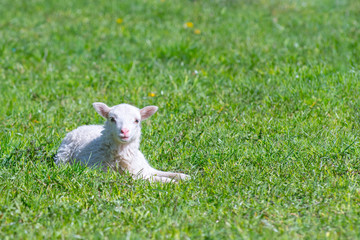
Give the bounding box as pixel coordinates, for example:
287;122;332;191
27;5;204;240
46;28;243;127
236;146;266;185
131;171;175;183
130;151;190;182
131;166;189;182
150;169;190;181
146;175;175;183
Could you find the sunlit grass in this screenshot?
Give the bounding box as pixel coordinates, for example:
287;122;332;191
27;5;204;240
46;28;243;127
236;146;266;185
0;0;360;239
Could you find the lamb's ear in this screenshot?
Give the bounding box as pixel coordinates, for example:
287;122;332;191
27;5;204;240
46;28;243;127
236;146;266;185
93;102;111;118
140;106;158;120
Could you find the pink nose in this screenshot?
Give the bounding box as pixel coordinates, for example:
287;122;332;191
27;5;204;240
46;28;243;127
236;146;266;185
121;128;129;135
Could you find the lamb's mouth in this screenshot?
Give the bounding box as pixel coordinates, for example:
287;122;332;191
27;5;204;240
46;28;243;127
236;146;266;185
119;136;130;141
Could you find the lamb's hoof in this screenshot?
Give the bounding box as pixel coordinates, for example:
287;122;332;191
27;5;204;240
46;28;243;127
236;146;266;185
178;173;191;181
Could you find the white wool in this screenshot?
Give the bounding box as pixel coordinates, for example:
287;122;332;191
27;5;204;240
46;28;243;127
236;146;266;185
55;103;189;183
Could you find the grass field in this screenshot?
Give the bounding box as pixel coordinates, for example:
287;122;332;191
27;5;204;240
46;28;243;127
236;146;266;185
1;0;360;239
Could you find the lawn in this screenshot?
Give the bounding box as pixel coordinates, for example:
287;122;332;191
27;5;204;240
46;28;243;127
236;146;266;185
1;0;360;239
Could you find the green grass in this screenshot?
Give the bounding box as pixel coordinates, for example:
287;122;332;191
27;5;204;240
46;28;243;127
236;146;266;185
1;0;360;239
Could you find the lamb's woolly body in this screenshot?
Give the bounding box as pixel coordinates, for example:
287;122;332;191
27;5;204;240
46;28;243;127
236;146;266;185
55;103;189;183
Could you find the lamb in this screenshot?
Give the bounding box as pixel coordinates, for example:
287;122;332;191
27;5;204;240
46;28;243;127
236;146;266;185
55;102;190;183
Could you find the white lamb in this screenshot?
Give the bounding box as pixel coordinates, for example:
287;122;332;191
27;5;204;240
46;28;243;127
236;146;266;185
55;102;190;183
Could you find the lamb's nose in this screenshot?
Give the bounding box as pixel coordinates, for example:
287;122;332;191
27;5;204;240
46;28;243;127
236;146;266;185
121;128;129;135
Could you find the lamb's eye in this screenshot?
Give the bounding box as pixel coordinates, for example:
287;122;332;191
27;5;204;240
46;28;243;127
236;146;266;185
110;117;116;123
135;119;140;124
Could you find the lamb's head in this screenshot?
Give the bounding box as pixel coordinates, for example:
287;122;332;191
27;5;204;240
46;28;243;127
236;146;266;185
93;102;158;144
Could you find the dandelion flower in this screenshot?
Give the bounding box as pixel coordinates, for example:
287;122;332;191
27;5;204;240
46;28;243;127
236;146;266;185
116;18;123;24
194;29;201;34
185;22;194;28
148;92;156;97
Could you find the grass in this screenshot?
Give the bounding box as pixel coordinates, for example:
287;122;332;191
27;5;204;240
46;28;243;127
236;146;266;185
1;0;360;239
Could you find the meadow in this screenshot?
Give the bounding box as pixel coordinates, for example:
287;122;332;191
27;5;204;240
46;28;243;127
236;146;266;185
1;0;360;239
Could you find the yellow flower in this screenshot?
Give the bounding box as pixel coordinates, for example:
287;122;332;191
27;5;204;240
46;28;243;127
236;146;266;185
194;29;201;34
148;92;156;97
116;18;123;24
185;22;194;28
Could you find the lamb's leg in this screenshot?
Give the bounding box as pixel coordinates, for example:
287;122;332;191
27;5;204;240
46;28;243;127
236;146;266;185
148;176;175;183
133;173;175;183
150;169;190;181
